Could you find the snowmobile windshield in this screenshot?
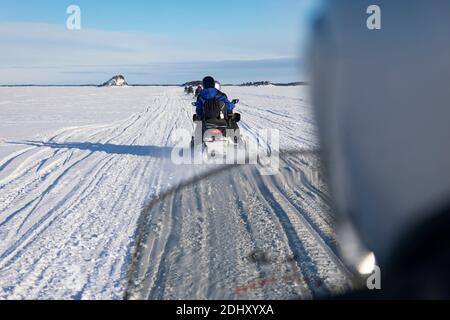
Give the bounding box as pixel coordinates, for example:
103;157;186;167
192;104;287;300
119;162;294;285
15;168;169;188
124;150;363;300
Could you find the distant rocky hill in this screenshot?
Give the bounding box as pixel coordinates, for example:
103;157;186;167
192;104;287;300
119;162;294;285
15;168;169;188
99;75;129;87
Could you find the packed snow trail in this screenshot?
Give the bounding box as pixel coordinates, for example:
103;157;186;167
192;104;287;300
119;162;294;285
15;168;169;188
126;151;352;300
0;89;196;299
0;86;349;299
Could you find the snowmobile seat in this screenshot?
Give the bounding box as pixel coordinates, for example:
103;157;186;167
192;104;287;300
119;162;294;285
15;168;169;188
202;99;227;119
202;99;230;131
205;118;228;128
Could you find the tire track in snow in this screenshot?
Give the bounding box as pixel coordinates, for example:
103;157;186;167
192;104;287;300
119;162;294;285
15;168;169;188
0;154;116;268
0;88;197;299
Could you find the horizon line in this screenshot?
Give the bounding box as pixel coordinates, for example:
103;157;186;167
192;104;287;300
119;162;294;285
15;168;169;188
0;81;309;87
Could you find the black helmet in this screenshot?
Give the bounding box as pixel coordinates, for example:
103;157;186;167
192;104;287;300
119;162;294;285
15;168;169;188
202;76;216;89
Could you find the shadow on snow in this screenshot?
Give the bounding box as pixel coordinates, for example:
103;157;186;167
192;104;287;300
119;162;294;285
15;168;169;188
8;140;175;159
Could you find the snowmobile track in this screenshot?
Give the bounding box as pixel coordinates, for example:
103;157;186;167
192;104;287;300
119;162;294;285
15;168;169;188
0;87;351;299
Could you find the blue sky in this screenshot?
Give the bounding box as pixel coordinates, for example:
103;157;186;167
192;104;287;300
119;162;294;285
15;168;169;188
0;0;320;84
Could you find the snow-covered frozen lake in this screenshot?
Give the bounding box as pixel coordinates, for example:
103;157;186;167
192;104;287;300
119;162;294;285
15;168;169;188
0;86;351;300
0;86;316;159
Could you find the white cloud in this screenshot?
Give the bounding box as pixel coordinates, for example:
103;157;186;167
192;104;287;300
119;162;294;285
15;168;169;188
0;22;299;66
0;22;303;84
0;23;187;67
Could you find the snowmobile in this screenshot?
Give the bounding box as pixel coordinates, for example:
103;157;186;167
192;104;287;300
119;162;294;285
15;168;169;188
191;99;247;160
194;86;203;99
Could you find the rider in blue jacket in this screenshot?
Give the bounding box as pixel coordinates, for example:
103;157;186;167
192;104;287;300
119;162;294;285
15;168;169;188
195;76;235;118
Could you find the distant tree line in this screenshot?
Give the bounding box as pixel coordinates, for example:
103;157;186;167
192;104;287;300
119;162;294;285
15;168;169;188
272;81;308;86
239;81;271;87
240;81;308;87
182;80;202;87
181;80;309;87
